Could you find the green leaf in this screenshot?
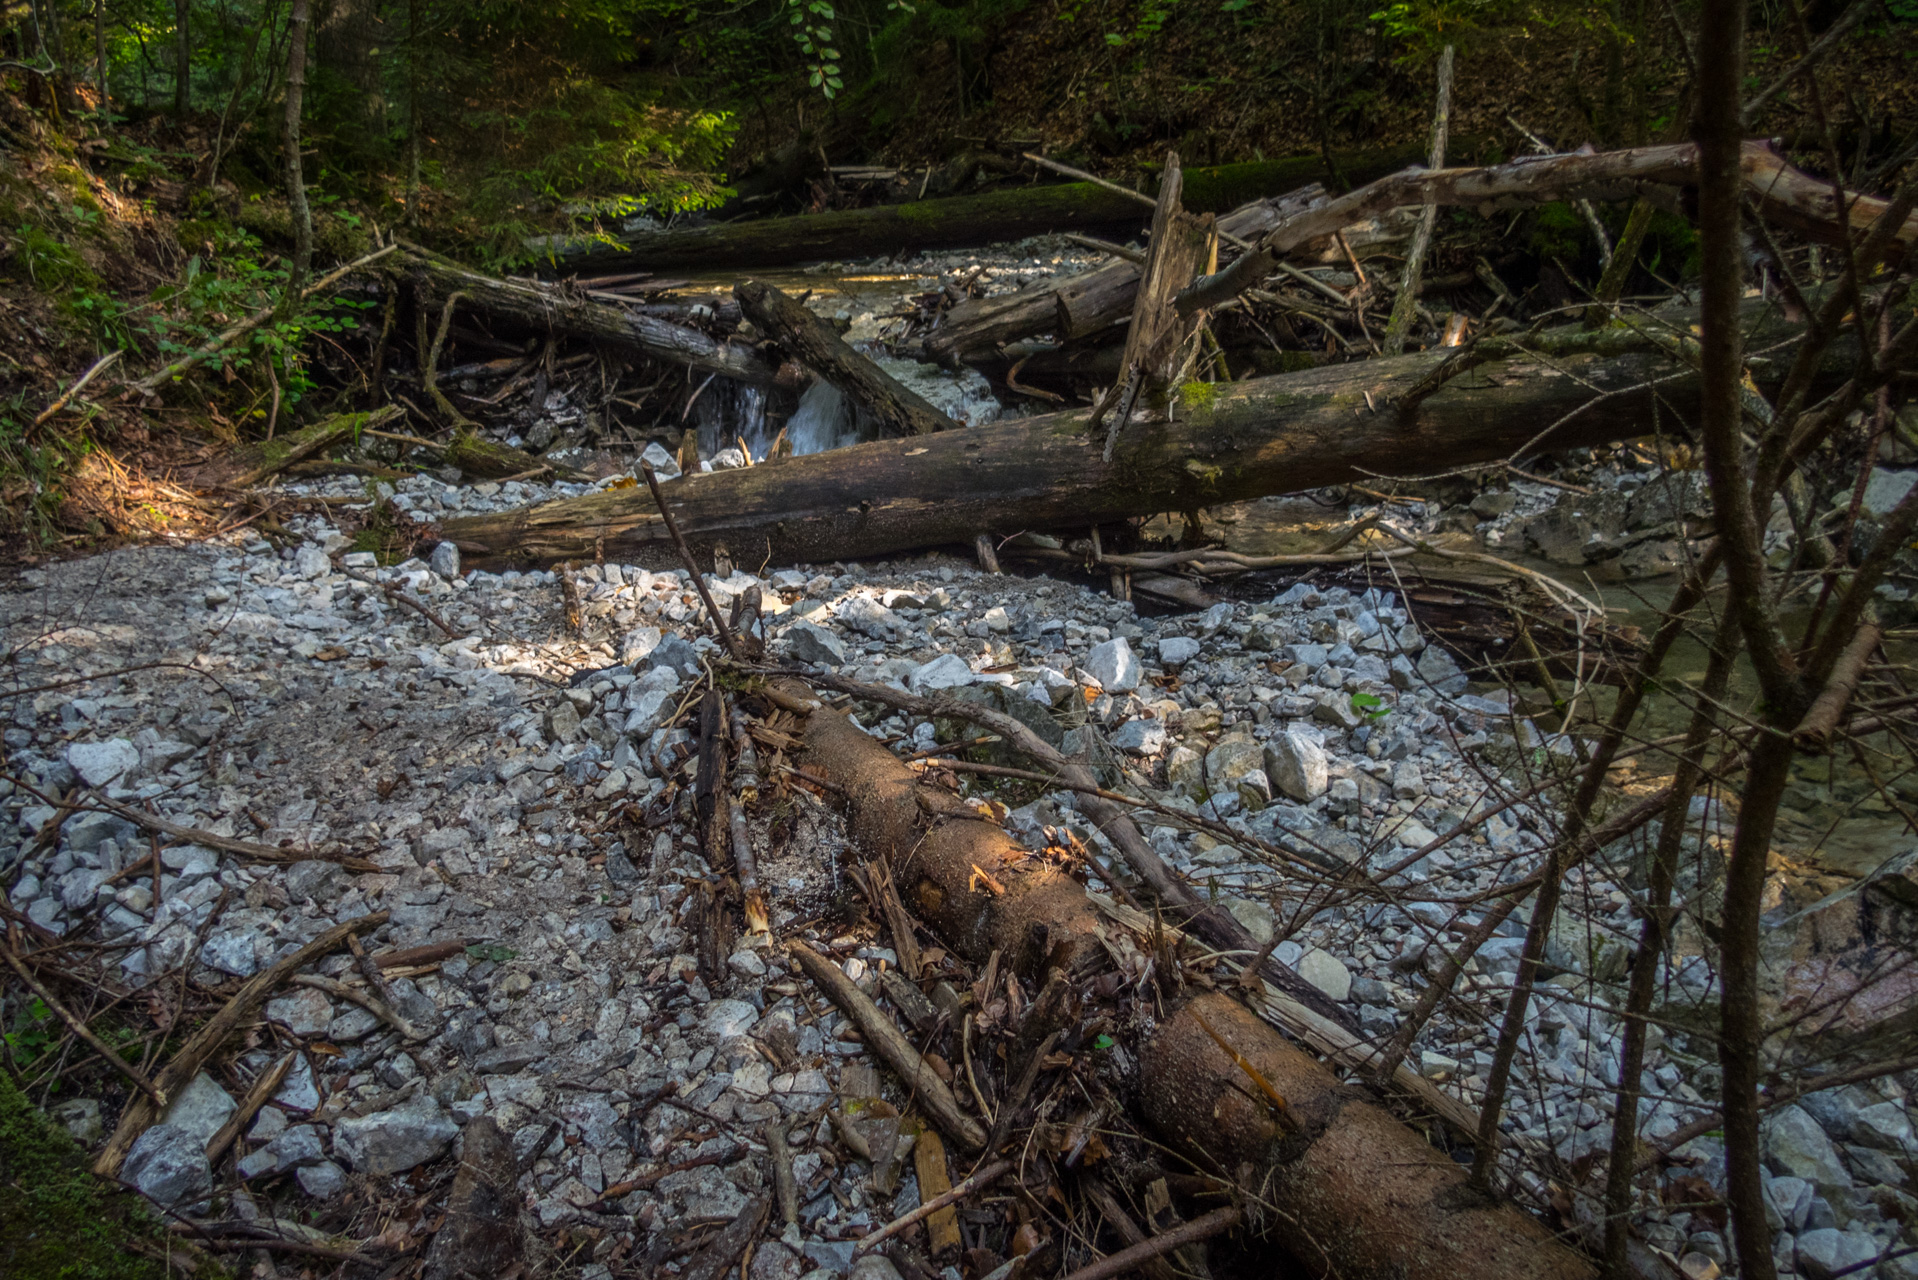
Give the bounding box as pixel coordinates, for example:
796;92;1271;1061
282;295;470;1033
464;943;517;963
1093;1034;1116;1050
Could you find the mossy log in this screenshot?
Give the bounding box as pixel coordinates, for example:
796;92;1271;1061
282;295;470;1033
396;246;775;385
443;431;584;482
543;146;1429;277
438;298;1817;572
189;405;401;489
736;278;953;437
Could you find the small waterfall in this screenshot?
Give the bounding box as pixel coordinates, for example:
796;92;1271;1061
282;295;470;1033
694;379;769;458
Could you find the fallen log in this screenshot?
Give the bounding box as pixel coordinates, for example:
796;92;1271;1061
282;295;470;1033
439;296;1814;571
736;279;953;437
788;687;1596;1280
395;245;775;385
1179;139;1918;315
188;406;401;490
542;146;1429;276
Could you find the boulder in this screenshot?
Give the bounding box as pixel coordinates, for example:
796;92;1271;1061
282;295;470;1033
66;738;141;788
784;620;848;667
1082;637;1140;693
333;1093;460;1176
1765;1105;1853;1187
122;1123;212;1211
1264;731;1328;802
160;1071;238;1145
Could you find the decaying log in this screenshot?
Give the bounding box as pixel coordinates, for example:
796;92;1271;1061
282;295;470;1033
439;296;1817;571
1180;139;1918;314
1089;150;1216;458
787;689;1595;1280
544;146;1428;276
736;279;953;437
395;245;774;385
189;406;401;490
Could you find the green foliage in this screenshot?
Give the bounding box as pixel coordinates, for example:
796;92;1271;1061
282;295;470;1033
1106;0;1180;46
0;1070;178;1280
1350;691;1390;722
788;0;845;96
3;997;57;1066
1527;200;1588;262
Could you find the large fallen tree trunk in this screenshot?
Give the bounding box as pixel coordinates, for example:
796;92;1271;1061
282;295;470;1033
790;690;1598;1280
541;146;1428;276
395;246;775;385
438;299;1811;570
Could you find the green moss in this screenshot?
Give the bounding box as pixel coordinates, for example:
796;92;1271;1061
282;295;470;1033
0;1073;189;1279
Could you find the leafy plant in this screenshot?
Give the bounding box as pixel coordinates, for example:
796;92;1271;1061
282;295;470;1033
3;997;57;1066
1350;691;1390;723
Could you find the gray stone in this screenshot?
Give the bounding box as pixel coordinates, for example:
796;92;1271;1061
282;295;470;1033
274;1054;322;1112
1470;490;1517;518
161;1071;238;1145
910;653;974;692
429;541;461;579
1853;1101;1915;1155
294;543;331;578
66;738;141;788
837;595;902;638
1313;690;1364;730
639;441;680;479
1110;717;1167;755
1794;1227;1880;1280
1264;731;1328;801
1297;948;1352;1001
1862;468;1918;517
622;689;674;737
238;1125;326;1179
1204;736;1266;791
64;810;137;854
784;620;848;667
266;987;336;1037
1768;1175;1813;1231
199;929;261;977
706;998;759;1040
284;860;344;901
544;700;582;742
1082;637;1140;693
1767;1105;1853;1187
123;1123;212;1211
619;626;664;666
296;1160;348;1199
473;1042;547;1074
646;633;699;674
1158;636;1201;667
49;1097;103;1143
850;1258;906;1280
333;1093;459;1175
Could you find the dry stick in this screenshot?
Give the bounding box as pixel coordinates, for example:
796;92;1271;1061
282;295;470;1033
766;1119;799;1226
342;567;463;639
289;973;422;1041
205;1052;296;1165
1082;1178;1180;1280
131;245;397;395
679;1192;770;1280
1792;621;1882;749
1020;152;1256;252
1644;1052;1918;1169
94;911;389;1177
789;943;987;1152
1382;44;1454;356
982;1030;1058;1153
0;939;165;1106
76;790;378;871
34;350;122;426
641;463;741;659
855;1159;1013;1254
1057;1206;1241;1280
346;931;398;1010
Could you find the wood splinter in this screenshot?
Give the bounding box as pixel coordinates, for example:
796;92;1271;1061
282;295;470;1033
855;1158;1013;1254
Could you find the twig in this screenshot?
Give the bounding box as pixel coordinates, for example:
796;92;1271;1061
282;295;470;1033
74;790;378;872
855;1159;1013;1253
766;1119;799;1226
343;567;463;639
641;463;741;658
1056;1206;1240;1280
205;1052;296;1164
34;351;123;426
0;939;165;1106
290;972;424;1041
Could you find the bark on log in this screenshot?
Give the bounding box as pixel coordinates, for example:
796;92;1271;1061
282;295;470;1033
395;246;774;385
736;279;953;437
438;299;1812;571
189;406;401;489
543;146;1429;277
789;688;1594;1280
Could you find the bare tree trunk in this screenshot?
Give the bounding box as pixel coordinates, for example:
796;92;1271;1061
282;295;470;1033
172;0;189;115
1695;0;1782;1275
1382;44;1454;355
282;0;313;298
